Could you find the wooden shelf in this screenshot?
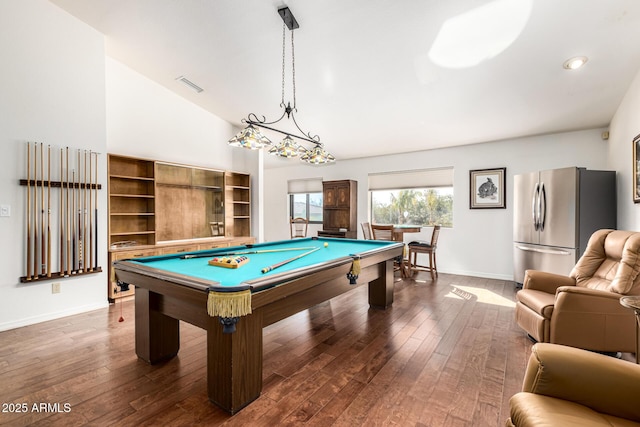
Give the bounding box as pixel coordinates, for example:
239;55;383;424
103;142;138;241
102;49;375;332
156;182;222;190
108;154;156;250
110;193;154;198
111;230;156;235
109;174;154;181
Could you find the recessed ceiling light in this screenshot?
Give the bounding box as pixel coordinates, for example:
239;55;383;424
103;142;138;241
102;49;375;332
563;56;588;70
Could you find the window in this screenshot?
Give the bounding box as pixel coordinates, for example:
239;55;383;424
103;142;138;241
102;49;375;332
289;192;323;223
368;168;454;227
288;178;323;224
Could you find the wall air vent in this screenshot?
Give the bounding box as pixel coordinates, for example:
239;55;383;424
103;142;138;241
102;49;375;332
175;76;204;93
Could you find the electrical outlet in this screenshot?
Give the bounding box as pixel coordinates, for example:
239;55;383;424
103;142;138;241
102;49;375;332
52;282;61;294
0;205;9;217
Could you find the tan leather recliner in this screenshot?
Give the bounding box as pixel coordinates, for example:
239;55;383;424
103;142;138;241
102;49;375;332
515;229;640;353
507;343;640;426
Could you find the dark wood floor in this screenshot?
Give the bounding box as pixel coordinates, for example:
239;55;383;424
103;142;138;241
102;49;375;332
0;273;535;426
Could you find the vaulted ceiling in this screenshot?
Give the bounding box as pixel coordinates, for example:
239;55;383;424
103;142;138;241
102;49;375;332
50;0;640;166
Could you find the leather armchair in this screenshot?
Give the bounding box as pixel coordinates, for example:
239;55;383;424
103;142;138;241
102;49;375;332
507;343;640;426
515;229;640;353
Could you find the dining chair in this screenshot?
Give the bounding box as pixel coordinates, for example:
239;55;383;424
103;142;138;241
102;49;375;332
408;225;441;280
361;222;373;240
371;224;395;241
371;224;407;276
290;217;308;239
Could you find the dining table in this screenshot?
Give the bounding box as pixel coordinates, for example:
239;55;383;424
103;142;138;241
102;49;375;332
392;225;422;242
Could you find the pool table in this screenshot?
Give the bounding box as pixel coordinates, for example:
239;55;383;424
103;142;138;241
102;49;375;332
113;237;403;414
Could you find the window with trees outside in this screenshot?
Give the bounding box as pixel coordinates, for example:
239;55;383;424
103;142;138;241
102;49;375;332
288;178;323;224
369;168;454;227
290;193;323;224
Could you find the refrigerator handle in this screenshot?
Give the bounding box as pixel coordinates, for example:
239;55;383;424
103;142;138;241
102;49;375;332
532;183;540;230
539;182;547;231
515;245;572;256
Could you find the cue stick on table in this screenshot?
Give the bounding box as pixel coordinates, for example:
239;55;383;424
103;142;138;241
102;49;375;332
261;247;321;274
181;246;317;259
26;142;32;280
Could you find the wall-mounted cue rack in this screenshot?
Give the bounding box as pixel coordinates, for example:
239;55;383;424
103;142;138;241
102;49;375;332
19;142;102;283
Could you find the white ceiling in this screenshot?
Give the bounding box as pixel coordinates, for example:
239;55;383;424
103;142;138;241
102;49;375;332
49;0;640;166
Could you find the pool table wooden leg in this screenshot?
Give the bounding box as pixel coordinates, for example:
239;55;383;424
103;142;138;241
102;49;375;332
368;259;394;309
206;309;263;414
135;287;180;364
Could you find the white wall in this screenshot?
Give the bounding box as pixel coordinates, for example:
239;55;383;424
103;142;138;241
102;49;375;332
106;57;252;174
0;0;108;330
608;67;640;231
264;128;610;280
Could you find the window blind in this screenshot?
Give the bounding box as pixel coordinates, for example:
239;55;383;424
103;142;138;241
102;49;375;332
287;178;323;194
368;167;454;191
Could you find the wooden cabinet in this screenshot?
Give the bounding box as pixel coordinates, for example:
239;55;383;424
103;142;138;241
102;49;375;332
155;162;225;242
107;154;253;301
225;172;251;237
320;180;357;239
108;248;157;299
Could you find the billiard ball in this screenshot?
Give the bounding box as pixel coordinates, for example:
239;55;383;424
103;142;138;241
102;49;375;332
324;242;329;247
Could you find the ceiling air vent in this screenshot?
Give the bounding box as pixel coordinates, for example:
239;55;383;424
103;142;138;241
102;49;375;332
175;76;204;93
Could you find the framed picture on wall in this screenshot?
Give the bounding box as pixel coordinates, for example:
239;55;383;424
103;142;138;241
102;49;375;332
470;167;506;209
634;133;640;203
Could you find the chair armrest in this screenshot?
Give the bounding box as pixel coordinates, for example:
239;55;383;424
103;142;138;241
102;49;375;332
554;286;627;312
523;343;640;422
551;286;636;351
522;270;575;294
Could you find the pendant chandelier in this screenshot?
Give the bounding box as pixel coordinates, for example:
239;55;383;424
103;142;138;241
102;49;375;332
228;7;335;164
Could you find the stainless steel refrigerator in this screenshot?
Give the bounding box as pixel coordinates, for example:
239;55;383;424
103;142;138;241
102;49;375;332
513;167;616;285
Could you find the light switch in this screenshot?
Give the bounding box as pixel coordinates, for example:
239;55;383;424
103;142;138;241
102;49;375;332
0;205;10;217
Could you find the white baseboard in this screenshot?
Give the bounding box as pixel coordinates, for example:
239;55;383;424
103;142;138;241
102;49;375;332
0;302;109;332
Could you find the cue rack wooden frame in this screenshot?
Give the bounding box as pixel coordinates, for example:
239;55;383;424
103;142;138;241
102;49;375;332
19;142;102;283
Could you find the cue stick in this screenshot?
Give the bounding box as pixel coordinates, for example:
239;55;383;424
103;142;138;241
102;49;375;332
66;147;71;275
59;147;64;275
72;168;76;273
181;246;317;259
26;142;32;280
40;142;45;275
33;143;40;277
261;247;321;274
88;150;93;272
93;153;98;270
82;150;87;272
76;150;81;271
47;144;51;277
